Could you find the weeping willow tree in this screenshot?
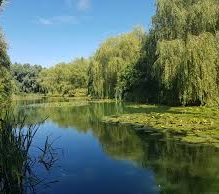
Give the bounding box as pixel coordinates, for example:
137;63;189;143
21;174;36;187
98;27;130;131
154;39;186;104
0;1;11;104
88;27;146;99
152;0;219;105
87;0;219;105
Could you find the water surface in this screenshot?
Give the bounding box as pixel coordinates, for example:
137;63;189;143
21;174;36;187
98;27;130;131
14;100;219;194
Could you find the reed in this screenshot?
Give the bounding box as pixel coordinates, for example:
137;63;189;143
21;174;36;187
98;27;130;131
0;111;58;193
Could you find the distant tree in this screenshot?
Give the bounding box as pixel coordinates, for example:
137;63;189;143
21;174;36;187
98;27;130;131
11;63;44;94
39;58;89;96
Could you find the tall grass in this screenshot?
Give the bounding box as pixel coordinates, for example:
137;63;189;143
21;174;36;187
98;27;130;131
0;111;58;193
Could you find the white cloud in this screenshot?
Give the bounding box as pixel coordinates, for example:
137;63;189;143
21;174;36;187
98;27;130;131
38;18;53;25
37;15;79;25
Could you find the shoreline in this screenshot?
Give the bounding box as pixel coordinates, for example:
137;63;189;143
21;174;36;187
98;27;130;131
8;96;219;148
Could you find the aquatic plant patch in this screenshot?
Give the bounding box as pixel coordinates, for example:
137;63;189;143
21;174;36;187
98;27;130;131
103;105;219;147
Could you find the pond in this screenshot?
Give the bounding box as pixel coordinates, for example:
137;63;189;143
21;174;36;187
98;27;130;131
12;99;219;194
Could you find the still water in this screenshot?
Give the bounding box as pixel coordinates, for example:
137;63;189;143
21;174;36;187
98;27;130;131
14;99;219;194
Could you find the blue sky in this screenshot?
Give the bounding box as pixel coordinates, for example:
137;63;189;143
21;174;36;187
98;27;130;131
1;0;155;67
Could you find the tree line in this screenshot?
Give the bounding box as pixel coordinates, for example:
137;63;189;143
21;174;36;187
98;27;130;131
11;58;89;97
0;0;219;106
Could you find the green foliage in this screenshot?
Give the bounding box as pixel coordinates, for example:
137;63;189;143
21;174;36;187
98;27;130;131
154;39;186;104
87;0;219;106
0;2;11;104
0;31;11;104
181;33;219;105
11;63;44;94
152;0;219;105
88;27;146;100
153;0;219;40
152;0;187;40
39;58;89;96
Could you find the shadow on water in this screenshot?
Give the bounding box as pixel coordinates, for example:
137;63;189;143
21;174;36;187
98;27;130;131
9;100;219;194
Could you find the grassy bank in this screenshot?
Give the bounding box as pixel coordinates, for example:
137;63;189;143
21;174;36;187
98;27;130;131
12;93;45;101
103;104;219;148
12;93;117;105
12;88;89;101
12;94;90;101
